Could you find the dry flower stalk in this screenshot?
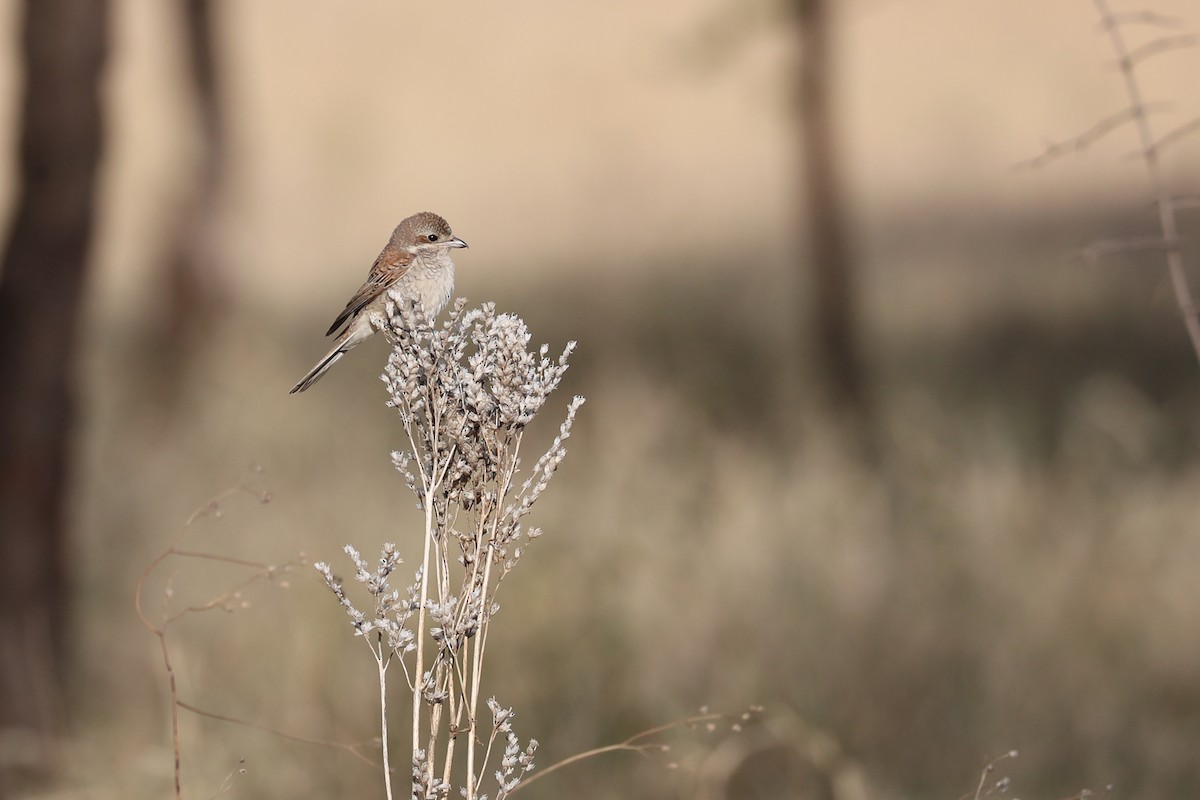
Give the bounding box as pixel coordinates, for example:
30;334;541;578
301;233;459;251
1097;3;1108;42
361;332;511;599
316;295;583;800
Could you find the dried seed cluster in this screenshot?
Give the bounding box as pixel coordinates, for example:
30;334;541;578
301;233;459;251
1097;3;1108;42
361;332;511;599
316;297;583;800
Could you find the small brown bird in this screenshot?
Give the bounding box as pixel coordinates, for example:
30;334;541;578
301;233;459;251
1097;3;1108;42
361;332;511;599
290;212;467;393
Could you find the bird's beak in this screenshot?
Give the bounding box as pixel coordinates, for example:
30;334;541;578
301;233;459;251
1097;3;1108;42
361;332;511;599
448;237;468;249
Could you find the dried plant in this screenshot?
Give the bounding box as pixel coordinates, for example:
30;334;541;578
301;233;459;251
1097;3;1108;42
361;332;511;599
1019;1;1200;367
134;472;304;800
959;750;1019;800
316;294;583;800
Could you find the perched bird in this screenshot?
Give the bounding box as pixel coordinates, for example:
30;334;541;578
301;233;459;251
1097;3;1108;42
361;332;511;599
290;212;467;393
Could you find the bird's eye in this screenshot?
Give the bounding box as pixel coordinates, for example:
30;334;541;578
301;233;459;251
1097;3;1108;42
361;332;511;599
427;234;438;242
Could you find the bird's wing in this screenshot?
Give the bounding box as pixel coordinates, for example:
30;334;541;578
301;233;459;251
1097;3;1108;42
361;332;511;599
324;244;415;336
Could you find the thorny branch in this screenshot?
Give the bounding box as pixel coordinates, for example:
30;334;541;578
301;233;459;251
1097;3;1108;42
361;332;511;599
1019;0;1200;366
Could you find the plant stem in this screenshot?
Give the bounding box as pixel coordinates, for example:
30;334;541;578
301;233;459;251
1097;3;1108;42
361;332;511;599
465;545;496;800
378;648;393;800
413;481;436;796
1095;0;1200;365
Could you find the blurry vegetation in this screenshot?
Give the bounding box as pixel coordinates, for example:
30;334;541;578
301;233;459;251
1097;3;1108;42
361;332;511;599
69;206;1200;797
1;0;1198;799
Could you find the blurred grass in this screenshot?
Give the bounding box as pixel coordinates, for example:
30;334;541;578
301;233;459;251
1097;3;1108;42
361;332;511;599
62;204;1200;799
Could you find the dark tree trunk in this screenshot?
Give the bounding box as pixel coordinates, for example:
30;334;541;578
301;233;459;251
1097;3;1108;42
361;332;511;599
0;0;109;773
792;0;876;454
169;0;226;324
149;0;227;409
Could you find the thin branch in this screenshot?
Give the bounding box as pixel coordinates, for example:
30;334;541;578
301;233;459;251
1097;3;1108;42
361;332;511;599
134;485;263;633
208;757;247;800
134;474;326;799
1149;117;1200;157
169;549;276;570
1082;234;1180;265
957;749;1019;800
176;700;381;768
133;480;268;800
1166;194;1200;211
163;564;291;626
159;630;183;800
1093;0;1200;365
1098;11;1184;29
1014;103;1171;170
1114;33;1196;68
509;711;753;795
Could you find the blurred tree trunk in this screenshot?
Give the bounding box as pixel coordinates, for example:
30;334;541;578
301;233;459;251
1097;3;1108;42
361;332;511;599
0;0;109;775
150;0;228;407
791;0;876;455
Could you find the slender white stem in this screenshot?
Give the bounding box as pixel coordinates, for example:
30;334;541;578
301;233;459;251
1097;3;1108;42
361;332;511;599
441;681;459;792
412;481;436;794
377;647;393;800
465;545;496;799
477;724;502;793
425;660;446;785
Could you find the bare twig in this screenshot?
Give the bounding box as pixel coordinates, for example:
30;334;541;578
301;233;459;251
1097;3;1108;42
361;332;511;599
134;473;310;800
1029;3;1200;365
1114;33;1196;68
208;757;246;800
1014;103;1171;170
957;749;1019;800
1148;117;1200;158
1098;10;1184;29
509;708;764;794
1082;234;1180;264
1091;0;1200;366
1167;194;1200;211
177;701;381;768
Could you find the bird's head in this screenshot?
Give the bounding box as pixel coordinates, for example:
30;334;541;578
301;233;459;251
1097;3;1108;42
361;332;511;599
393;211;468;256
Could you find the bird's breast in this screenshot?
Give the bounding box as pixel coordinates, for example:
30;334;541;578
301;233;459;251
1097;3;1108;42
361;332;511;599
391;255;456;320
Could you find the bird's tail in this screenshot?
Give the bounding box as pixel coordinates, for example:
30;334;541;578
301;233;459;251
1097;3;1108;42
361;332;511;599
289;343;348;394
